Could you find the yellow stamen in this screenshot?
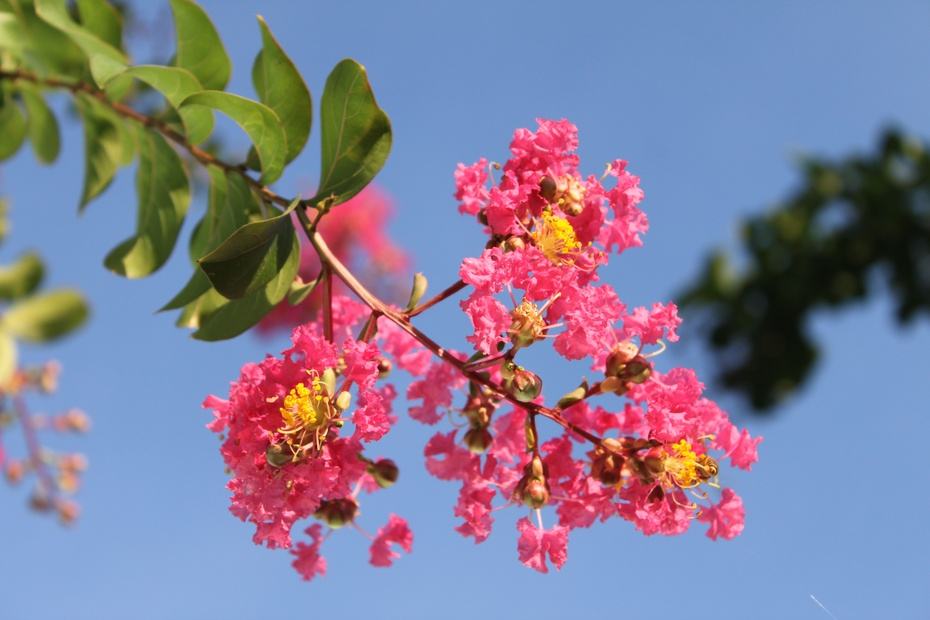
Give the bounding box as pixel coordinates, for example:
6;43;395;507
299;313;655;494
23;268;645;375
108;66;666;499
532;209;581;264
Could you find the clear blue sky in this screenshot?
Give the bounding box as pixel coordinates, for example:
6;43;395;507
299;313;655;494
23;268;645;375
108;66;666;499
1;1;928;618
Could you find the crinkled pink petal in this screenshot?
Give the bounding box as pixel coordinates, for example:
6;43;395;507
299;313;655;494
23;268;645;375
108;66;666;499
516;517;569;573
698;488;745;540
291;524;327;581
369;514;413;567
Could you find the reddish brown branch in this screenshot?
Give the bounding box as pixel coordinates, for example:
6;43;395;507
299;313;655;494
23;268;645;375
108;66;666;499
406;279;467;318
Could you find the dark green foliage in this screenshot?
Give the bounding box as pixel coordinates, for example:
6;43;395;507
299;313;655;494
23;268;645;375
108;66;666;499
679;129;930;411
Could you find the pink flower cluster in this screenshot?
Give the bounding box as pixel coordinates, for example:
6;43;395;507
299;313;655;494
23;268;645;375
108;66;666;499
1;361;89;525
205;118;761;581
204;308;412;580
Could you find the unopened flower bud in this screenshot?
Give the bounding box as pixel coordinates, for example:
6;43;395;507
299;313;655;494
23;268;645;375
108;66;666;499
314;498;359;529
39;361;61;394
623;356;652;384
605;341;639;378
265;442;292;468
30;493;52;512
464;427;493;454
557;384;588;409
506;367;542;403
505;236;525;252
515;456;550;508
335;391;352;412
377;359;392;378
368;458;399;488
589;446;625;486
56;499;79;525
5;460;24;484
539;176;558;202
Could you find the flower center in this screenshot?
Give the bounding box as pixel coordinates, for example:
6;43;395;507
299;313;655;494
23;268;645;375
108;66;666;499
280;373;331;431
662;440;718;489
509;299;547;348
532;209;581;264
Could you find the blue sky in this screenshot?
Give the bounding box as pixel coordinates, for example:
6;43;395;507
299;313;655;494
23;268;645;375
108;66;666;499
1;1;929;618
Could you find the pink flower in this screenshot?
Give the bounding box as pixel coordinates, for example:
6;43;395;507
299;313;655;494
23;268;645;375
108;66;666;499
290;524;327;581
424;431;475;481
698;488;745;540
369;514;413;567
622;302;681;344
454;158;490;215
461;293;511;354
551;284;625;360
516;517;569;573
407;360;466;425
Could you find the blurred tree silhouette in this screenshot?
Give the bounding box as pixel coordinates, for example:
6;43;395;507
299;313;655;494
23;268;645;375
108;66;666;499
679;129;930;411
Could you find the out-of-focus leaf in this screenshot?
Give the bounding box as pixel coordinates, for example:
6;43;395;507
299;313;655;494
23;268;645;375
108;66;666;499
76;0;122;49
0;7;85;75
20;85;61;164
34;0;125;62
0;252;45;301
104;128;190;278
180;91;286;184
0;97;27;161
90;56;213;145
0;331;16;385
314;59;391;207
198;198;298;299
75;95;133;209
405;272;428;311
169;0;230;91
251;15;311;164
2;289;89;342
193;233;299;341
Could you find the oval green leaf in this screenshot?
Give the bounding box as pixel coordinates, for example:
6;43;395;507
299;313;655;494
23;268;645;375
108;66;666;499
75;95;134;209
21;85;61;164
2;289;89;343
252;15;311;164
193;233;299;341
34;0;125;62
0;97;27;161
169;0;230;91
76;0;122;49
104;128;190;278
198;198;298;300
314;59;392;207
180;91;286;184
0;252;45;301
91;56;213;145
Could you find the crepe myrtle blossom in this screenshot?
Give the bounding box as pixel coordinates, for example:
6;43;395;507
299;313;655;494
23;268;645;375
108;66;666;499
206;118;760;581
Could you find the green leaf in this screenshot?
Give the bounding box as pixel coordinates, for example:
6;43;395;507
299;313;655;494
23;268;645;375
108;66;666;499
0;97;27;162
198;198;298;300
169;0;230;91
314;59;392;207
188;166;255;261
91;57;213;145
252;15;311;164
104;128;190;278
288;274;320;305
34;0;125;62
0;7;85;75
20;85;61;164
180;91;286;184
0;252;45;301
162;168;254;311
75;95;133;209
0;331;16;385
76;0;122;50
193;233;299;341
405;272;428;311
2;289;89;343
